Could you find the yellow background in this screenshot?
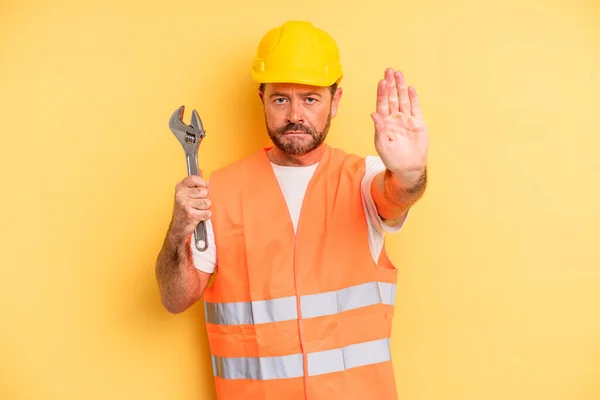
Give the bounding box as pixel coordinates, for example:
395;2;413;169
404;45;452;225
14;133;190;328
1;0;599;398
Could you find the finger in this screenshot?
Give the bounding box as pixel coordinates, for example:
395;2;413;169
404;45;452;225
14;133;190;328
386;68;398;114
175;187;208;206
188;198;211;210
371;112;386;140
408;86;423;120
197;210;212;221
408;116;418;131
186;187;209;199
393;112;409;130
395;71;411;116
375;79;389;117
180;175;207;189
184;206;212;222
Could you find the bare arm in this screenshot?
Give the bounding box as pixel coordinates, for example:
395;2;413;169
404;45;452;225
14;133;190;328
155;231;211;314
155;175;212;314
371;167;427;226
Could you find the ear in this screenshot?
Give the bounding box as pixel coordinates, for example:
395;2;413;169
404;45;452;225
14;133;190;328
258;90;264;103
330;87;343;118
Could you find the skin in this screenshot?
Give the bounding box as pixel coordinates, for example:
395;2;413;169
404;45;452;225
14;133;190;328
370;68;428;224
259;82;342;166
155;175;212;313
155;68;428;313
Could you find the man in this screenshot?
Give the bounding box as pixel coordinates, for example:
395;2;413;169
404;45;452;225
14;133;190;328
155;20;428;400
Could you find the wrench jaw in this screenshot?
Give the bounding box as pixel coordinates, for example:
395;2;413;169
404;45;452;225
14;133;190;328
190;110;205;137
168;106;205;153
186;109;206;150
168;106;188;146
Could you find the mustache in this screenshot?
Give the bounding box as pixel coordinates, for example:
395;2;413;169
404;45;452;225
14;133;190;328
274;123;314;135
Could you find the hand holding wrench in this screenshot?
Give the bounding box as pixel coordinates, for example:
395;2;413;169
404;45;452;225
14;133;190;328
169;105;208;252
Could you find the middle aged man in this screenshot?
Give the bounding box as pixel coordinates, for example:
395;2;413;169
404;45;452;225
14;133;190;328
156;20;428;399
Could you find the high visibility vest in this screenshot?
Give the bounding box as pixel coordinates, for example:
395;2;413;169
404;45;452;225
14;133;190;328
204;144;399;400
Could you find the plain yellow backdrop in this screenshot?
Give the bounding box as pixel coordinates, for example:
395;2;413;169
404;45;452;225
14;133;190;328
1;0;599;399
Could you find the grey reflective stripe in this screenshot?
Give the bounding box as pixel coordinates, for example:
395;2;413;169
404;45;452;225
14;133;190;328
206;281;396;325
300;282;396;319
205;296;298;325
212;354;304;380
213;338;391;380
212;355;218;376
377;282;396;306
307;338;391;376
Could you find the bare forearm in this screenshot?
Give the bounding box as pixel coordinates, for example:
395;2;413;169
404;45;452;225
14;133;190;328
155;230;202;314
371;167;427;222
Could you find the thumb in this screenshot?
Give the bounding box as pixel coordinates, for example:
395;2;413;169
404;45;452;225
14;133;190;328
371;113;385;138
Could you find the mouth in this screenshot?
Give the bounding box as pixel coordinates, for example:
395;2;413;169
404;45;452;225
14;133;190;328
283;130;308;135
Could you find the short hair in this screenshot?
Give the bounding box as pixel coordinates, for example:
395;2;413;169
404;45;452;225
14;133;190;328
259;82;338;98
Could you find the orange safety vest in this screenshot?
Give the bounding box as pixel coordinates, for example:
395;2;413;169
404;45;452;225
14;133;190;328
204;144;399;400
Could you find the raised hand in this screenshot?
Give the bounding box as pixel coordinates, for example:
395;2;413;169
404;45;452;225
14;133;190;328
371;68;429;187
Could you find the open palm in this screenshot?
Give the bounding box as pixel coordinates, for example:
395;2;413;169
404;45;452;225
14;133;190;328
371;68;429;183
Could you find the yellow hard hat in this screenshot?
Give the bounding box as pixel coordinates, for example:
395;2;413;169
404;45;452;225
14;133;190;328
251;21;343;87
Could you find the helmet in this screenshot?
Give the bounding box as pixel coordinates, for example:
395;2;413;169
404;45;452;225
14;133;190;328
251;21;343;87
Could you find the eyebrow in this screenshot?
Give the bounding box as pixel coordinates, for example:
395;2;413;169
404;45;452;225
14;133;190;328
269;91;323;98
299;91;322;98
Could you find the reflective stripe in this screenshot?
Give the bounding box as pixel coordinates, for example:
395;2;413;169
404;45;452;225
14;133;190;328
206;281;396;325
205;295;298;325
300;282;395;319
212;353;304;380
213;338;391;380
212;355;218;376
307;338;391;376
378;282;396;307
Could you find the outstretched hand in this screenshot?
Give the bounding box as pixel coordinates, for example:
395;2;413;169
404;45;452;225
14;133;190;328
371;68;429;187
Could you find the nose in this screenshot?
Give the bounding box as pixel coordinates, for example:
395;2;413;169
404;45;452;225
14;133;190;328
286;99;304;124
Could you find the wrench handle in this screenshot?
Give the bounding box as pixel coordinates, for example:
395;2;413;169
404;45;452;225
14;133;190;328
186;153;208;252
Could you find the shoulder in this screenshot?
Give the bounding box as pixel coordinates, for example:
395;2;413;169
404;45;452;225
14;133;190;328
208;149;261;184
364;155;385;174
327;146;366;175
208;157;246;180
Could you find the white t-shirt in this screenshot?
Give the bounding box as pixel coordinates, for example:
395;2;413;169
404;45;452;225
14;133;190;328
191;155;409;273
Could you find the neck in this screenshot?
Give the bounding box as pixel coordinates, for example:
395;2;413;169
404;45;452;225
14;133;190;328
267;144;326;166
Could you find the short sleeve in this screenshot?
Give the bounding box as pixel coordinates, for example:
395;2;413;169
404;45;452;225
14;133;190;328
361;155;410;235
190;218;217;274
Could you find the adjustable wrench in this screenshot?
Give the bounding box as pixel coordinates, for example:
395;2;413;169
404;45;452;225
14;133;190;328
169;105;208;252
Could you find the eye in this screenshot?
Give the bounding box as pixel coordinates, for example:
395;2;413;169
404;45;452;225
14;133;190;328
305;97;317;104
274;98;287;104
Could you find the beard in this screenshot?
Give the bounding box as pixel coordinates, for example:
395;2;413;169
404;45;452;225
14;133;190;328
266;111;331;156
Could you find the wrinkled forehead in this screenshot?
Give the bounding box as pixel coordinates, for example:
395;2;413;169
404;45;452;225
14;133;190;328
262;82;331;97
